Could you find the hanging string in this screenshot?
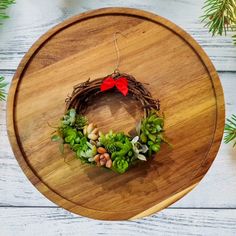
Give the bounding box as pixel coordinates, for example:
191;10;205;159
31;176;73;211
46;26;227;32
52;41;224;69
113;32;127;73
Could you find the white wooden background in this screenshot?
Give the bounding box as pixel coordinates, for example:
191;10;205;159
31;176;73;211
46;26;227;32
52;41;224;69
0;0;236;235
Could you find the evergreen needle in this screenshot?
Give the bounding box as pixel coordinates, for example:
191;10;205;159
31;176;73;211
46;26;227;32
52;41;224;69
201;0;236;43
224;114;236;147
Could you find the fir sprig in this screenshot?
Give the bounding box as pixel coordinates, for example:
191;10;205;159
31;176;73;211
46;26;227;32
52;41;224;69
224;114;236;147
201;0;236;43
0;0;15;22
233;34;236;44
0;76;8;101
0;0;14;101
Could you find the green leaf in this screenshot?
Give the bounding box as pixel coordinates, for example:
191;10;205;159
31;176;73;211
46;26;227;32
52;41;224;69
140;133;147;143
69;108;76;118
136;120;141;135
59;143;64;154
51;135;61;142
148;133;156;142
137;154;147;161
151;144;161;152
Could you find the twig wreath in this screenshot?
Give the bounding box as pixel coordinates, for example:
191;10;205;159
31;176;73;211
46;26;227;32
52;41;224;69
51;33;168;174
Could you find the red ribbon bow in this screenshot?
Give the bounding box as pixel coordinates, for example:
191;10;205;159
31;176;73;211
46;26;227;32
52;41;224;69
100;76;128;96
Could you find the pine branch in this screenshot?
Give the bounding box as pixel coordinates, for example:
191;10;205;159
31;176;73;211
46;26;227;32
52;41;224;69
0;0;15;22
201;0;236;36
224;114;236;147
233;33;236;44
0;76;8;101
0;1;14;101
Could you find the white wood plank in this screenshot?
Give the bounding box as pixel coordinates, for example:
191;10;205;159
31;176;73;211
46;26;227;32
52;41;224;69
0;0;235;71
0;70;235;208
1;208;236;236
1;0;235;234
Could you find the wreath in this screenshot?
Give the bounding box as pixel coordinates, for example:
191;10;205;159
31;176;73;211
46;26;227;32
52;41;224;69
51;71;167;174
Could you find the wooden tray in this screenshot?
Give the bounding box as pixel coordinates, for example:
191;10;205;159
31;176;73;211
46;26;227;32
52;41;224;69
7;8;225;220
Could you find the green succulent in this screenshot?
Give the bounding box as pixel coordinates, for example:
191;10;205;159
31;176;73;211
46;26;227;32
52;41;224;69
99;131;133;160
51;109;167;174
61;127;97;162
61;109;87;130
51;110;91;159
131;136;148;161
112;157;129;174
74;137;97;163
140;111;164;156
61;126;83;146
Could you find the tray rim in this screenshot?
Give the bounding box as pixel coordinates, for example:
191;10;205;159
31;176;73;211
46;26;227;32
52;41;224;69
6;7;225;220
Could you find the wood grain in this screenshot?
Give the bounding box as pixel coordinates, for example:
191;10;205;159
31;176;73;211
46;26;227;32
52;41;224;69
0;0;236;234
1;71;234;209
6;8;225;220
1;0;236;72
1;208;236;236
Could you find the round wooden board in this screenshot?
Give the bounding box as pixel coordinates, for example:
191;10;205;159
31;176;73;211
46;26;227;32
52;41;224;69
7;8;225;220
